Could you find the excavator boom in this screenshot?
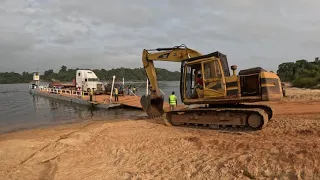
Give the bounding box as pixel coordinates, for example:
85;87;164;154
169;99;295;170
140;44;203;117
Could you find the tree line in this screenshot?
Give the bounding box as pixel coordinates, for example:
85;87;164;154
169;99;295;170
4;60;320;89
277;57;320;88
0;66;181;84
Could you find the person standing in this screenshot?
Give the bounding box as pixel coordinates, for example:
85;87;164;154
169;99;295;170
132;86;137;95
89;88;93;101
114;87;119;102
127;84;131;95
169;91;177;111
119;84;124;96
77;87;81;98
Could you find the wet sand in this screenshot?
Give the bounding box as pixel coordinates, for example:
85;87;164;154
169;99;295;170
1;100;320;179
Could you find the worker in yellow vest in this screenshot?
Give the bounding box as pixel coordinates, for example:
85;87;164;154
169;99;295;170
89;88;94;101
169;91;177;111
132;86;137;94
114;87;119;102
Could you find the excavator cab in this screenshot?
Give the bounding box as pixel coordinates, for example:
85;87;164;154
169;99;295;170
178;51;283;106
182;58;226;100
180;52;230;103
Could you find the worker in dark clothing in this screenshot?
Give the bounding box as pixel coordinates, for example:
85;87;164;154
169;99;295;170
127;84;131;95
196;73;203;89
119;85;124;96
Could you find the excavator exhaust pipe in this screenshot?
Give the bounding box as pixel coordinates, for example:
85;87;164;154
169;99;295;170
231;65;237;76
140;95;164;118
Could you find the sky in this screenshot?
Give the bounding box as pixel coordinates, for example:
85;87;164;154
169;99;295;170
1;0;320;74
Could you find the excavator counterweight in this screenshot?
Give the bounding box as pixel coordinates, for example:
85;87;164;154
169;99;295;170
140;44;283;130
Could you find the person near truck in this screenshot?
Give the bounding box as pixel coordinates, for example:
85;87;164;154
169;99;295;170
114;87;119;102
77;87;81;98
89;88;94;101
169;91;177;111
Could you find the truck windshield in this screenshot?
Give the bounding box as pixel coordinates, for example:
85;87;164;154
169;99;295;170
88;78;99;82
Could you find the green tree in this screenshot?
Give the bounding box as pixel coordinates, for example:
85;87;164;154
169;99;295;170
0;67;181;84
277;58;320;88
59;65;67;73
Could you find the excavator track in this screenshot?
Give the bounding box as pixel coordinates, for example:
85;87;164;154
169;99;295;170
236;104;273;120
166;107;269;131
207;103;273;120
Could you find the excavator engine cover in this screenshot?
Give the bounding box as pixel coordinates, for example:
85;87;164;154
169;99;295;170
140;95;164;118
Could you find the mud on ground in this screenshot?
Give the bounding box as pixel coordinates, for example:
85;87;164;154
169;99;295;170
1;89;320;179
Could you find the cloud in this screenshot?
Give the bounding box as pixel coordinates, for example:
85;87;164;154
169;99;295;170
1;0;320;74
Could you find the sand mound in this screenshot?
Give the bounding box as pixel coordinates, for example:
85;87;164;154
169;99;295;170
0;108;320;179
284;87;320;101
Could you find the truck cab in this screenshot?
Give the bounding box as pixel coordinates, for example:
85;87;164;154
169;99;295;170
76;70;104;94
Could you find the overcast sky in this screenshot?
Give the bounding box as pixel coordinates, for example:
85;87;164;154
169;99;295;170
1;0;320;73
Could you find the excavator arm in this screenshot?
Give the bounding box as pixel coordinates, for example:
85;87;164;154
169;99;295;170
140;44;203;118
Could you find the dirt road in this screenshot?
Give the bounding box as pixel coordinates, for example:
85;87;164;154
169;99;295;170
263;100;320;115
0;100;320;179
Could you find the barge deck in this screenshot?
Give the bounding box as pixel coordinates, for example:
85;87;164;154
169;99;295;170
29;87;185;112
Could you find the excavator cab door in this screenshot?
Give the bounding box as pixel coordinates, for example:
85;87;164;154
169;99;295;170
201;59;226;98
182;61;204;99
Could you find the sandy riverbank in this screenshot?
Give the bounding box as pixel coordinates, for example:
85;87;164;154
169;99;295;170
1;89;320;179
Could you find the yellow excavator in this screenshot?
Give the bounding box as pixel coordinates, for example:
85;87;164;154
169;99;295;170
140;44;283;130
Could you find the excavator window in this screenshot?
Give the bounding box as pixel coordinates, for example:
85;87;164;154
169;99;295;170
203;60;222;79
204;64;211;79
202;60;224;92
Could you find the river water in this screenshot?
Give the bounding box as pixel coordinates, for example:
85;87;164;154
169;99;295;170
0;81;180;134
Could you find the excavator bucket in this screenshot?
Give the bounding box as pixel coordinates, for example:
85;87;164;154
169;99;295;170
140;95;164;118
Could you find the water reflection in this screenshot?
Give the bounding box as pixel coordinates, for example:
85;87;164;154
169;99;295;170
0;82;178;134
32;94;95;121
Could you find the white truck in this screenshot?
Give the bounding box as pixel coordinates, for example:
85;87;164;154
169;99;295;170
76;69;104;94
